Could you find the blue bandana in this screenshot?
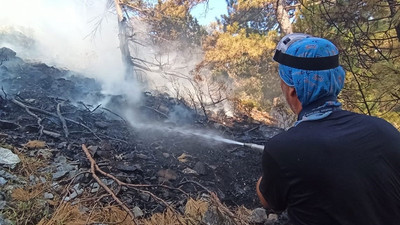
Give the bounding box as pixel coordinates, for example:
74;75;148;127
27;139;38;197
277;37;346;125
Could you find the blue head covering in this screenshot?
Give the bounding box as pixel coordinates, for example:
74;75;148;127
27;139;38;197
274;34;346;126
278;37;345;106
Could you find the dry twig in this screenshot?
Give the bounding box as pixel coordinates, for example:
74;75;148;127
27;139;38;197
82;144;137;224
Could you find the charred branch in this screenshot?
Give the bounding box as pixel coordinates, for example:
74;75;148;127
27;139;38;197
11;99;102;141
56;102;69;138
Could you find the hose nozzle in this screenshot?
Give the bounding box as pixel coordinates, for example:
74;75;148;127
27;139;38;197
243;143;265;152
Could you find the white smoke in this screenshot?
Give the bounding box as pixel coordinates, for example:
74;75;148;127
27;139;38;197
0;0;232;120
0;0;138;94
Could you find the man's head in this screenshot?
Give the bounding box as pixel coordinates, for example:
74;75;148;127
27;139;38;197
273;33;345;115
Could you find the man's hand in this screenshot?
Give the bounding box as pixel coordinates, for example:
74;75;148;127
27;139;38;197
256;176;269;208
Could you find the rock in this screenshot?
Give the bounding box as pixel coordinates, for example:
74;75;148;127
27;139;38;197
0;147;20;168
266;213;279;225
29;175;38;184
100;178;114;186
52;163;76;180
44;192;54;199
0;170;16;180
90;183;100;193
193;162;207;175
0;177;7;186
39;176;47;183
133;206;144;217
87;145;99;156
250;208;268;224
52;170;68;180
63;184;83;201
162;153;170;158
182;168;198;175
157;169;177;183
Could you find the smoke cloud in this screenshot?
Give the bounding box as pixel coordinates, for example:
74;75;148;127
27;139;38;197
0;0;136;93
0;0;232;123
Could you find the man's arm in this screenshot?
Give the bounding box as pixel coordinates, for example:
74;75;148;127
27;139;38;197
256;176;269;208
257;149;289;211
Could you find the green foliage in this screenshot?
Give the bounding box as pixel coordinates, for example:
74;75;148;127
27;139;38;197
201;1;284;111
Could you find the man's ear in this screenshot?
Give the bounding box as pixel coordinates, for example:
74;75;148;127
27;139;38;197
288;86;297;97
287;87;303;115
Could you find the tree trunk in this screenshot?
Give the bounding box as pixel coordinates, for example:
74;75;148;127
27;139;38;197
276;0;293;34
114;0;134;80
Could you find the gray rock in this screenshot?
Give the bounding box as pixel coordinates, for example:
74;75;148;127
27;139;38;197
0;170;16;180
0;147;20;168
266;213;279;225
100;178;114;186
193;162;207;175
90;183;100;193
39;176;47;183
53;163;76;180
132;206;144;217
44;192;54;199
87;145;99;156
52;170;68;180
0;177;7;186
29;175;38;184
63;184;83;201
162;153;170;158
250;208;268;224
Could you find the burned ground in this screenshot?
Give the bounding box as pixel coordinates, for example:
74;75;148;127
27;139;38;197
0;47;287;224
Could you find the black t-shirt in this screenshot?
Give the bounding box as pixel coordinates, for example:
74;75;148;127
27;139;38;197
259;110;400;225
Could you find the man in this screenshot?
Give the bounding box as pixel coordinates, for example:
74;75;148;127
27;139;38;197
256;33;400;225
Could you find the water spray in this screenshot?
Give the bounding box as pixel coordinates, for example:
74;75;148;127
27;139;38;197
125;120;265;152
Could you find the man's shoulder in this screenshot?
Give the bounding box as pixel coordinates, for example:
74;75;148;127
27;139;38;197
334;110;399;133
265;110;399;152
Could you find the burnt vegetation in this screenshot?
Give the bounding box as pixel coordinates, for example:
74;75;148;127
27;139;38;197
0;48;285;224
